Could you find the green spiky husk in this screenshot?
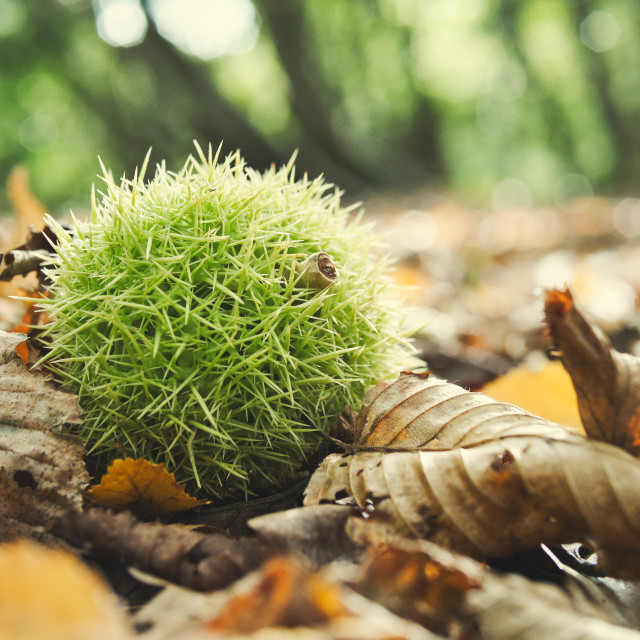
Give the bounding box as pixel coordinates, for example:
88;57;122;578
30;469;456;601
40;146;414;497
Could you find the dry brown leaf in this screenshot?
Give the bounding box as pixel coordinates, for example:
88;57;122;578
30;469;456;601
205;556;350;633
355;541;479;636
54;509;270;592
349;519;640;640
0;330;83;430
481;360;583;432
248;504;362;567
0;539;132;640
0;331;87;546
87;457;209;517
349;370;573;449
0;425;88;546
306;373;640;578
135;556;442;640
545;287;640;455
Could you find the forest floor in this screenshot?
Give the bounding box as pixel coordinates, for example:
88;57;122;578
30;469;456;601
3;170;640;639
365;188;640;386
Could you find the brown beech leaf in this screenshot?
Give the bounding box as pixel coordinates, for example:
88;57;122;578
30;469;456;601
349;519;640;640
0;539;132;640
545;287;640;455
306;373;640;578
0;331;88;546
53;509;270;592
87;458;209;518
349;370;574;449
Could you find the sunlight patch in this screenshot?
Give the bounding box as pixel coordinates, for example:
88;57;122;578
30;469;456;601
149;0;258;59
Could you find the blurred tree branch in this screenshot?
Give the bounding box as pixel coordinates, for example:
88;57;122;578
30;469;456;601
29;0;283;176
256;0;445;190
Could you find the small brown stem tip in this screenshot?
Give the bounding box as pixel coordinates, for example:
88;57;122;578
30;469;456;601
544;287;574;320
294;252;339;290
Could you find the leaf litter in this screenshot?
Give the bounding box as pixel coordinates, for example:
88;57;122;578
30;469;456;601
305;367;640;578
0;330;87;547
3;175;640;637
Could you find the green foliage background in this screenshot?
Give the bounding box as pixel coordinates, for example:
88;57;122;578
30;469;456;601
1;0;639;211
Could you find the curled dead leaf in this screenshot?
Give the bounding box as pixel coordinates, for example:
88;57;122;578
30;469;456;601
545;287;640;456
306;373;640;578
350;370;573;450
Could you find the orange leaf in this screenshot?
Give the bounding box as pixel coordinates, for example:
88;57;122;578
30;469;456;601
480;360;583;433
0;539;131;640
6;165;46;242
356;546;479;632
205;556;349;633
9;292;49;364
87;458;209;517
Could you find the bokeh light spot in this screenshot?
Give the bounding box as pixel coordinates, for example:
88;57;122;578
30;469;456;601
18;113;59;153
491;178;532;212
612;198;640;238
96;0;148;48
580;11;621;52
0;0;26;38
534;251;575;288
553;173;593;211
149;0;258;60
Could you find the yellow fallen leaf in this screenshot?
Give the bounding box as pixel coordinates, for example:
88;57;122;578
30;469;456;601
87;458;209;517
0;539;131;640
391;261;430;304
480;360;583;432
